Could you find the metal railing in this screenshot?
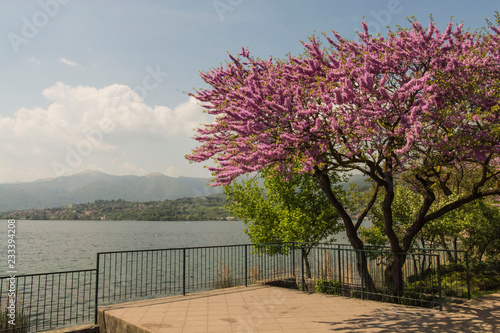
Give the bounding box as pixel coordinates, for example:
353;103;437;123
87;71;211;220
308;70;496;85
96;243;470;310
95;244;297;306
0;269;96;332
297;245;444;308
1;243;471;332
302;243;471;301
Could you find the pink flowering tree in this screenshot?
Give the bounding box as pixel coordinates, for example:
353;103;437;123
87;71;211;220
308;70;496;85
187;19;500;295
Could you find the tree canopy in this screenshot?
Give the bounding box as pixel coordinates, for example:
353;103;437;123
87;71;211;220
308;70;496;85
360;184;500;262
187;17;500;293
224;170;344;251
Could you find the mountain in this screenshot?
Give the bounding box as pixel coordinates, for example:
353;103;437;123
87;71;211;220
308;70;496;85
342;173;370;190
0;171;221;212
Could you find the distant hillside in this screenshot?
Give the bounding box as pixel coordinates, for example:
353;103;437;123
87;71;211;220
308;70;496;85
343;173;370;190
0;171;370;213
0;194;229;221
0;171;221;212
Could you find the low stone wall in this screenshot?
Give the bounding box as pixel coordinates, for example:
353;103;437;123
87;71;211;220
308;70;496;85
97;309;150;333
41;324;99;333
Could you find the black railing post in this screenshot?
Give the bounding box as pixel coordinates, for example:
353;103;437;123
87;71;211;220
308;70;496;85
182;248;186;296
359;250;364;300
337;244;342;285
245;245;248;287
292;242;296;279
301;247;305;291
94;253;100;325
437;256;443;311
466;251;471;300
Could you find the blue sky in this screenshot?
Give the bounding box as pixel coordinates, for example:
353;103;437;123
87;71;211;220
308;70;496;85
0;0;498;183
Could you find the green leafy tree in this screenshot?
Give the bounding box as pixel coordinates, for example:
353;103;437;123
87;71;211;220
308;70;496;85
224;169;344;277
453;200;500;262
361;184;500;262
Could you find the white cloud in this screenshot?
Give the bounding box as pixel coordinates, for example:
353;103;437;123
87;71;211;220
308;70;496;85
59;57;78;67
164;166;181;177
115;161;147;176
30;57;41;65
0;82;209;183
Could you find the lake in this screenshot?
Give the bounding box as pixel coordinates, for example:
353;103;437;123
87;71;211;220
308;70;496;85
1;220;249;275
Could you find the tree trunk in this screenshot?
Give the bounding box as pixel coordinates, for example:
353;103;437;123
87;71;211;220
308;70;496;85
379;171;407;299
302;248;312;278
355;249;377;295
314;170;377;293
452;237;459;262
441;240;456;263
384;252;407;300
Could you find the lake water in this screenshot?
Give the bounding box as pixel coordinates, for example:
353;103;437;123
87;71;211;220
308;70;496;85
0;220;249;275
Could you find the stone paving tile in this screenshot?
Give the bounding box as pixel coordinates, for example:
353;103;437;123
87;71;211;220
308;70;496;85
98;286;500;333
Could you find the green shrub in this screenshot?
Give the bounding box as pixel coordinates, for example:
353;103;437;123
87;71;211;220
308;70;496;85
471;275;500;291
404;258;500;299
470;259;500;275
440;262;467;275
441;272;469;298
315;280;341;295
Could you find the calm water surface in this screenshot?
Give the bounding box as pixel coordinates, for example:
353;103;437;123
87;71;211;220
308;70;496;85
1;220;249;275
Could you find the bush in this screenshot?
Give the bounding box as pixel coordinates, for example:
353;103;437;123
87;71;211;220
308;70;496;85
440;262;467;275
441;272;469;298
471;275;500;291
470;259;500;276
405;258;500;299
315;280;341;295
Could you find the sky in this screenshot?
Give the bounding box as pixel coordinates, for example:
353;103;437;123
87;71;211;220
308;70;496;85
0;0;498;183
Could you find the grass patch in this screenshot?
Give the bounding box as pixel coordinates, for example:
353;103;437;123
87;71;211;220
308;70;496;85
214;262;233;289
0;307;29;333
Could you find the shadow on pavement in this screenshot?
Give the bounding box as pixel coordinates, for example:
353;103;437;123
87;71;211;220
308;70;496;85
317;294;500;332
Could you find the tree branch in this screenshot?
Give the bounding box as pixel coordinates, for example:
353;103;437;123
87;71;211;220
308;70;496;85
424;189;500;223
355;183;380;231
314;167;364;249
402;177;436;251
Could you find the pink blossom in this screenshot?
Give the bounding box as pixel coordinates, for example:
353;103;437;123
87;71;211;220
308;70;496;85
187;19;500;187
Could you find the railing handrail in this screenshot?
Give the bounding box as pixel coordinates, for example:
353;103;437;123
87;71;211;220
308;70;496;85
95;243;254;255
0;268;96;279
295;241;469;254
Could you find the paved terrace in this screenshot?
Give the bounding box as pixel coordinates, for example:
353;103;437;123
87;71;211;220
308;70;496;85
97;285;500;333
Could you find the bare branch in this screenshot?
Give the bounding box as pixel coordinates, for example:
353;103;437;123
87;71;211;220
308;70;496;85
354;183;380;231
